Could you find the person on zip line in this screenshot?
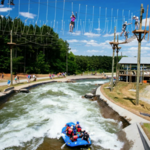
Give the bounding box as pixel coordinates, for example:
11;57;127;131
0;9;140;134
1;0;14;5
120;21;132;37
69;12;77;32
132;15;139;29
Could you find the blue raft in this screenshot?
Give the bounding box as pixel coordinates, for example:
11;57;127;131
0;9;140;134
61;122;92;148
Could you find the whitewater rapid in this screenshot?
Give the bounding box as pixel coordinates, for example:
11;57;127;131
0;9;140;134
0;79;124;150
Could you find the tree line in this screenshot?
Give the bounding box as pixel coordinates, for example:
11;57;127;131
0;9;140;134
0;16;121;74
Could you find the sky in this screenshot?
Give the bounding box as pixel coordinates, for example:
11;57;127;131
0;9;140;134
0;0;150;57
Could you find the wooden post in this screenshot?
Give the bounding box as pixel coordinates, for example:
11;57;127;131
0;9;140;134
130;64;131;83
111;27;116;91
66;49;68;75
144;5;149;39
148;20;150;41
10;30;13;85
142;64;144;84
116;35;119;85
7;30;16;85
136;4;143;105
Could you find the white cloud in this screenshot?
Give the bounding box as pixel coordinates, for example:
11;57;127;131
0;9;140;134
70;49;77;53
146;43;150;46
142;18;150;26
87;50;104;53
67;39;78;43
129;47;150;51
87;50;99;53
84;32;101;37
68;31;81;36
1;15;3;18
0;7;12;12
94;28;101;31
103;32;120;37
19;12;36;19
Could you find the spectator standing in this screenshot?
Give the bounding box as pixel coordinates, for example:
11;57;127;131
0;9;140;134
2;73;4;79
17;75;20;83
28;75;30;82
33;75;36;81
49;74;52;79
7;80;11;86
14;75;17;83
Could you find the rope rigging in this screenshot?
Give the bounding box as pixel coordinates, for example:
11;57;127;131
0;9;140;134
103;7;107;33
109;8;113;33
98;7;101;34
1;0;148;46
53;0;57;29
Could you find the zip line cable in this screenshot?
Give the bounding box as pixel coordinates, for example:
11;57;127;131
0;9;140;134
116;9;118;32
77;4;80;31
46;0;49;25
109;8;113;33
53;0;57;29
98;7;101;34
28;0;135;18
103;7;107;33
34;0;40;34
84;5;87;33
91;6;94;32
61;0;65;33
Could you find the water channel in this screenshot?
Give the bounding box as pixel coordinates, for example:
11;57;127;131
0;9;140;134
0;79;124;150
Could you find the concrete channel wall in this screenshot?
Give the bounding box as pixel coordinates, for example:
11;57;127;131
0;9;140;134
96;85;150;150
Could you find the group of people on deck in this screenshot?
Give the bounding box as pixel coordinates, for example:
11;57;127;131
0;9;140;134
65;121;90;143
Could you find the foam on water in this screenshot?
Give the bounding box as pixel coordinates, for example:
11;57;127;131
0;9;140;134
0;79;124;150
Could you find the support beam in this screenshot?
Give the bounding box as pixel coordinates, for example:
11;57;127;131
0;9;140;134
7;30;16;85
116;35;121;84
135;4;144;105
110;27;116;91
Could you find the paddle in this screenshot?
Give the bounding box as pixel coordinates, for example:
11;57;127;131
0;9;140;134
61;139;70;149
57;131;66;139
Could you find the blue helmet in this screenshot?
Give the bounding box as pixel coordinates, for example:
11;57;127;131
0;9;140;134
77;121;79;124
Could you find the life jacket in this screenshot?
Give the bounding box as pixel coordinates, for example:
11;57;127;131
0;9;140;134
77;127;81;132
66;126;70;131
72;135;78;141
67;128;73;136
83;133;89;139
76;125;81;132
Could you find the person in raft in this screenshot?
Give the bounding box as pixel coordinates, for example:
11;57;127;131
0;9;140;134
65;124;70;132
132;15;139;29
120;21;132;37
73;125;77;135
82;130;90;143
67;126;74;137
1;0;14;5
69;12;77;32
71;134;79;142
76;121;82;133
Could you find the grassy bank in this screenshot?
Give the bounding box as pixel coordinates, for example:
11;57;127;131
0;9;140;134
141;123;150;140
102;82;150;121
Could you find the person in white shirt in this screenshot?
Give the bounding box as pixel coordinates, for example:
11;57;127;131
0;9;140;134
132;16;139;29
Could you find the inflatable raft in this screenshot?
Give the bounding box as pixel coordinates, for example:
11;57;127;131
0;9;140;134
61;122;92;148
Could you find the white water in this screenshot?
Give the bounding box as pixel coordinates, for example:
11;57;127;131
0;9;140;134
0;79;124;150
